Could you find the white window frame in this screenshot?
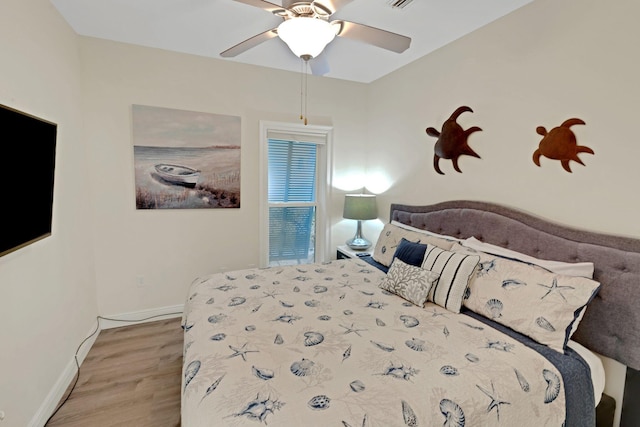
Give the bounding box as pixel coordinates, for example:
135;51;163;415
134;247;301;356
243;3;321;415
259;121;332;268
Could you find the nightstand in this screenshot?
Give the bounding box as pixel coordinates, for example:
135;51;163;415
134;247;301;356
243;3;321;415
337;245;371;260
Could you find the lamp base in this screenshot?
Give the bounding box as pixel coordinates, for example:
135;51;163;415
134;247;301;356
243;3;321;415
346;236;372;251
346;220;372;250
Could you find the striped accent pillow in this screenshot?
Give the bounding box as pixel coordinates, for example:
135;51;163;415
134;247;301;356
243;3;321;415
421;244;480;313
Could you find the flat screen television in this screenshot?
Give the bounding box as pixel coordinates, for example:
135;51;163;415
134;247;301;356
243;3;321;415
0;104;57;257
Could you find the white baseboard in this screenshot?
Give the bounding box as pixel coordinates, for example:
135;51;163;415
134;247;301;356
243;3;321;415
29;320;100;427
29;304;184;427
98;304;184;329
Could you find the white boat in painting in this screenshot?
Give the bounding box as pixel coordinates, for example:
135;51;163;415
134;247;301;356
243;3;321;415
154;163;200;187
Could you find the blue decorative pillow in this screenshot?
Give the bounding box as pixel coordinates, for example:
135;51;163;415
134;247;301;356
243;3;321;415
393;238;428;267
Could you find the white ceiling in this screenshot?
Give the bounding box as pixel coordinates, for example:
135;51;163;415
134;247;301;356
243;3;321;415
50;0;533;83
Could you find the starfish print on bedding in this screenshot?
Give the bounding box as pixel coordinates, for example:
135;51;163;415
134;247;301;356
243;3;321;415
476;381;511;421
227;343;259;361
262;289;281;299
538;277;575;302
340;323;367;337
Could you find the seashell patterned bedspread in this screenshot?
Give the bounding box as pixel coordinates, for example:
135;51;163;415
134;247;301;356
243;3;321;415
181;258;593;427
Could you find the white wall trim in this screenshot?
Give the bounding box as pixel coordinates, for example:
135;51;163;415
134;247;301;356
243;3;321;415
98;304;184;329
29;304;184;427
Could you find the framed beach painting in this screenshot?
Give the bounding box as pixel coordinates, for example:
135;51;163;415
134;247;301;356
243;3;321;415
132;104;241;209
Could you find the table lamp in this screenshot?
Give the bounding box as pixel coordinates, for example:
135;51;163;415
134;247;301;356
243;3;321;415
343;194;377;250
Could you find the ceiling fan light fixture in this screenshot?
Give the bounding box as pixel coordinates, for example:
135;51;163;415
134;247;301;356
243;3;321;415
277;17;337;59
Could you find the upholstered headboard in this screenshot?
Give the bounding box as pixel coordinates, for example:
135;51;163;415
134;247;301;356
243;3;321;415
390;200;640;370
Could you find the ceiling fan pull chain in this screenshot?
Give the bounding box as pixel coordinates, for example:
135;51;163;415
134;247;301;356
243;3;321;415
304;60;309;125
300;57;304;122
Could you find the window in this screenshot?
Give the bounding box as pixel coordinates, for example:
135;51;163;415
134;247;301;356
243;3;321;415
260;122;331;267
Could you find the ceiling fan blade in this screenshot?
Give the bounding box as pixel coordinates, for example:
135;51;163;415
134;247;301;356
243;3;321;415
220;28;278;57
232;0;286;14
309;54;330;76
313;0;354;15
334;20;411;53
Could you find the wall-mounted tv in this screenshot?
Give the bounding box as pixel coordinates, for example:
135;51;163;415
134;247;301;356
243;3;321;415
0;104;57;257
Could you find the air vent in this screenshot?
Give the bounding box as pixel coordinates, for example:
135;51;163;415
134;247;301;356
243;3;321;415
387;0;413;9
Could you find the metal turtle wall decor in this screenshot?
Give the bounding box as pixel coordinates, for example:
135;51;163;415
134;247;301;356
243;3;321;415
426;106;482;175
533;118;594;173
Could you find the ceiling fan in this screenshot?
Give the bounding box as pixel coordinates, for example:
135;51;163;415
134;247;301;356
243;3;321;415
221;0;411;75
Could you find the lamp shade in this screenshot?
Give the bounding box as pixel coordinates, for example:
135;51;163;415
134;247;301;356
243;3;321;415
277;17;337;59
343;194;377;220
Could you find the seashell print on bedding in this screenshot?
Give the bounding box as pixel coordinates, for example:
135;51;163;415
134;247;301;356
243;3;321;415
350;380;365;392
342;345;352;362
502;279;527;290
465;353;479;363
405;337;426;352
184;360;200;391
402;400;418;426
514;368;530;392
477;259;497;276
381;363;419;380
234;394;284;423
366;301;387;309
536;316;556;332
252;366;274;380
371;341;395;352
543;369;561;403
400;315;420;327
440;398;465;427
314;285;328;293
290;358;315;376
207;313;227;324
304;331;325;346
440;365;459;376
200;374;225;403
274;314;302;324
210;333;226;341
485;298;503;319
308;395;331;410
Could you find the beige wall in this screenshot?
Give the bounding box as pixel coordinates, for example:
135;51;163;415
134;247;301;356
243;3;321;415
368;0;640;238
80;37;369;315
0;0;98;426
366;0;640;424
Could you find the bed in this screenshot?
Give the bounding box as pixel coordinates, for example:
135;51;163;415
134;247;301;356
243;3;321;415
181;200;640;427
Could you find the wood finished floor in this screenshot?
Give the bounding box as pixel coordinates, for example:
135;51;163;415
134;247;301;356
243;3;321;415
46;318;183;427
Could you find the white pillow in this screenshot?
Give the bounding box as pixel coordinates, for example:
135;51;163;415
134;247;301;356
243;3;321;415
462;237;594;278
453;243;601;353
